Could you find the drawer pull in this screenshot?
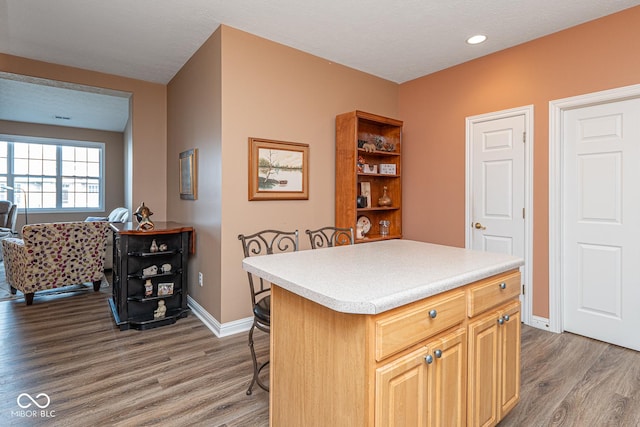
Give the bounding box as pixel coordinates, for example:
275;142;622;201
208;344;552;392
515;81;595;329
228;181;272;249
434;349;442;359
498;317;505;325
499;282;507;290
504;314;510;322
428;309;437;319
425;355;433;364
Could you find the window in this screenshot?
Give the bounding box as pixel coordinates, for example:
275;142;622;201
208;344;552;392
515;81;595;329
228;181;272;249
0;135;105;212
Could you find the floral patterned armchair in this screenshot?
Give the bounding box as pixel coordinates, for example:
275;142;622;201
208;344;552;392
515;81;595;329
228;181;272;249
1;221;110;305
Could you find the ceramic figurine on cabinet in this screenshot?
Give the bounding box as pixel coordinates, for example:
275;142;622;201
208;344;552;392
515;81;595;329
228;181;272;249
150;239;159;253
134;201;154;231
158;243;168;251
144;279;153;297
142;265;158;277
154;300;166;319
161;263;172;273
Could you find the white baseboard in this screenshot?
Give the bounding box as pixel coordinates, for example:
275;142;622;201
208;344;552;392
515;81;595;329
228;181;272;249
529;315;553;332
187;295;253;338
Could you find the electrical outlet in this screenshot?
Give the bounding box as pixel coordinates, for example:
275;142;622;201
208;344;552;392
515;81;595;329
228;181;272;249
199;272;203;287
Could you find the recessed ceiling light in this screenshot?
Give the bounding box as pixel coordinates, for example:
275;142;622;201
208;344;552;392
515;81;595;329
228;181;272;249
466;35;487;45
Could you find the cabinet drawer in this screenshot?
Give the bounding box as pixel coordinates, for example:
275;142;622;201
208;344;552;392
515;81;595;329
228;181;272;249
467;271;520;317
375;291;465;361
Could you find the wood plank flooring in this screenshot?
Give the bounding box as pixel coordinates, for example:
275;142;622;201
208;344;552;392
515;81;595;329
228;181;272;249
0;288;638;426
0;288;269;426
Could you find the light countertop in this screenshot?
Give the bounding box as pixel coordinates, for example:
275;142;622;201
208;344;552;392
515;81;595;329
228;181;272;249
242;239;524;315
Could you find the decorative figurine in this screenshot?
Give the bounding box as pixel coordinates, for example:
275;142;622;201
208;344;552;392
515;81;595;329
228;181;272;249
150;239;159;253
356;155;365;173
142;265;158;277
144;279;153;297
161;263;172;273
134;202;154;231
158;243;168;251
362;141;377;152
154;300;166;319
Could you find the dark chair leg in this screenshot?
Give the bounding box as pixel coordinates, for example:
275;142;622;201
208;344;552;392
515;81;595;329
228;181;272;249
93;280;102;292
25;293;34;306
247;323;259;395
246;320;270;395
10;286;17;295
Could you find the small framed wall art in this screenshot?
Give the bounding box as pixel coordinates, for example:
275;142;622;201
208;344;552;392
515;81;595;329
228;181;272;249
179;148;198;200
248;137;309;201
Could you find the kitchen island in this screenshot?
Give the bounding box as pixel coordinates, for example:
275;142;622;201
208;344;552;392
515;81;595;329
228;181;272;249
242;239;524;426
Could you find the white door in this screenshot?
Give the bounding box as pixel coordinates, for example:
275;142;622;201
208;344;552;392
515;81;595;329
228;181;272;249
470;115;526;259
563;98;640;351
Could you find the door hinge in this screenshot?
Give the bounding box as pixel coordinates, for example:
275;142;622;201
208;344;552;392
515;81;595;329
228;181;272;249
522;208;525;219
522;284;525;295
523;131;526;143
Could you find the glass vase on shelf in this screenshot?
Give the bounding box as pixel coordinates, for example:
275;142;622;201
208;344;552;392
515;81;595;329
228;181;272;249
378;186;392;207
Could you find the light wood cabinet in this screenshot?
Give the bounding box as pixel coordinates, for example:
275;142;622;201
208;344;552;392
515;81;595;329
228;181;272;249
336;110;403;242
270;270;520;426
376;326;467;427
467;300;521;427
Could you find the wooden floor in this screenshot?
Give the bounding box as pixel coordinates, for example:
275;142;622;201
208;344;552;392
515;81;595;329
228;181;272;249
0;288;269;426
0;288;638;426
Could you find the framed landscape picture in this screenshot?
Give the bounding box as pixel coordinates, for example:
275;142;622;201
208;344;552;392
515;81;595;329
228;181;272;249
248;138;309;201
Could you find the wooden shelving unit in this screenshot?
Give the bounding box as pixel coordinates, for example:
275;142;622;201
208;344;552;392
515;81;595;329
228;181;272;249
335;110;403;242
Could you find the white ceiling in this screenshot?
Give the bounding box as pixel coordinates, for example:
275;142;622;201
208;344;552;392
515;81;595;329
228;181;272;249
1;0;639;132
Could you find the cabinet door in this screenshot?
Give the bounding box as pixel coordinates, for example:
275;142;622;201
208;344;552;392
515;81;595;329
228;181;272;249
428;328;467;427
376;346;429;427
468;301;521;427
467;311;500;427
498;302;521;419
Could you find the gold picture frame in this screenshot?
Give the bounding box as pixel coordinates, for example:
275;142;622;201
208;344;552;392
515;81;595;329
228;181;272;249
248;138;309;201
179;148;197;200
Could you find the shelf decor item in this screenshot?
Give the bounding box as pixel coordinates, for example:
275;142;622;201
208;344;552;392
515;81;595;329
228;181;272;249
158;283;174;296
154;300;167;319
378;186;392;207
142;265;158;276
134;201;154;231
379;220;390;236
179;148;198;200
356;215;371;239
360;182;371;208
248;138;309;201
144;279;153;297
379;164;396;175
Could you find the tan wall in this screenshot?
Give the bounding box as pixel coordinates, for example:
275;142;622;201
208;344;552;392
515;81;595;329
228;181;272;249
167;29;223;320
0;120;125;228
219;26;398;323
398;6;640;318
0;54;167;219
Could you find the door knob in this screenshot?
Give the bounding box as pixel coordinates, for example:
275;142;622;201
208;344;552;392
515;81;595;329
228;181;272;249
473;222;486;230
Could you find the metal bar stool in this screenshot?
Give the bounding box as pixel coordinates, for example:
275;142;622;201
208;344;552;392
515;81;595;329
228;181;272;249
305;226;354;249
238;229;299;395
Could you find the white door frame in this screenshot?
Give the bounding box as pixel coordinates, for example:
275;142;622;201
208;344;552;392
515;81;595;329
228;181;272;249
549;83;640;334
465;105;534;327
